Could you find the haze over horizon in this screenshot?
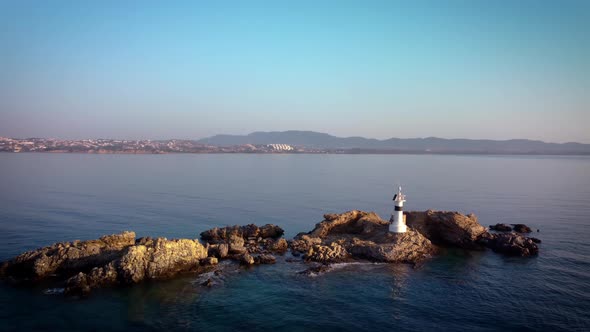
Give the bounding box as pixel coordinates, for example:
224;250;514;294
1;1;589;143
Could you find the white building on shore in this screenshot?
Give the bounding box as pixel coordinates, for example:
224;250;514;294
267;144;294;151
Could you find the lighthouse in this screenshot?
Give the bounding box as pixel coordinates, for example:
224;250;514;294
389;186;407;233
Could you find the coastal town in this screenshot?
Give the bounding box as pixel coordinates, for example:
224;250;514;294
0;137;311;154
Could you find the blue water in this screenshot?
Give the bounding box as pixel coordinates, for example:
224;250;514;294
0;153;589;331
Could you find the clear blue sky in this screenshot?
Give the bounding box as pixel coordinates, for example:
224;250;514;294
1;0;588;142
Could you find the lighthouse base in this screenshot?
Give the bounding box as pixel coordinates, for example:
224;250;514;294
389;223;407;233
389;213;407;233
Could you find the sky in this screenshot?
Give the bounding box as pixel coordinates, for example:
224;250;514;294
0;1;588;143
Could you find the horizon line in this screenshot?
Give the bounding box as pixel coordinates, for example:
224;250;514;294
1;130;589;146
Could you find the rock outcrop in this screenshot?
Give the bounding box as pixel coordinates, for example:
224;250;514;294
292;210;436;264
199;224;285;264
490;223;513;232
0;211;541;295
405;210;487;249
200;224;284;244
294;210;541;264
0;231;136;280
0;231;213;295
66;237;208;294
489;223;534;234
404;211;540;257
117;237;208;283
485;233;539;256
512;224;532;233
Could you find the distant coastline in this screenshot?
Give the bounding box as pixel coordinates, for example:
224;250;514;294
2;131;590;155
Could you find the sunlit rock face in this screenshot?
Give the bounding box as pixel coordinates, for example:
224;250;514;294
292;210;435;264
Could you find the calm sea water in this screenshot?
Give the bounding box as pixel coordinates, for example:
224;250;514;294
0;153;589;331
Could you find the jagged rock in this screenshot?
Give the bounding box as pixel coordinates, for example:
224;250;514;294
239;253;255;265
65;263;118;296
490;223;513;232
229;246;247;255
290;235;322;254
295;211;435;264
201;225;284;260
259;225;284;239
218;243;229;258
530;237;542;244
0;231;136;280
228;234;247;254
200;224;284;243
487;233;539;256
306;210;387;239
136;236;155;246
268;238;288;254
201;278;213;287
118;238;207;283
208;243;230;259
201;257;219;265
406;210;487;249
255;254;276;264
348;230;435;263
64;237;208;294
513;224;532;233
305;242;349;263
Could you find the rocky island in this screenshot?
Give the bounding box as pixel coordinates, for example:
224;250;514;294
0;210;540;296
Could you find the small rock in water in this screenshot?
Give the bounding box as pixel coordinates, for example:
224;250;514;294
298;264;331;277
513;224;532;233
201;257;219;266
489;223;512;232
255;254;276;264
201;278;213;287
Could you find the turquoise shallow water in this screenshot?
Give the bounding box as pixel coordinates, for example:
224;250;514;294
0;153;589;331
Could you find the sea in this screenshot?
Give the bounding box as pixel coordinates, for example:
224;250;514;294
0;153;588;331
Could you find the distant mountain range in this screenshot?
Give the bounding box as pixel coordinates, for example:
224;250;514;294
199;130;590;154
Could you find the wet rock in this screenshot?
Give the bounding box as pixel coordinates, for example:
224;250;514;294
254;254;276;264
530;237;542;244
65;263;118;296
239;253;255;265
486;233;539;256
513;224;532;233
201;278;213;287
490;223;513;232
298;263;331;276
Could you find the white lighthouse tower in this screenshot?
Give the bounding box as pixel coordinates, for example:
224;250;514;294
389;186;407;233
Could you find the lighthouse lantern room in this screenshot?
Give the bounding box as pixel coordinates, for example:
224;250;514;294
389;186;407;233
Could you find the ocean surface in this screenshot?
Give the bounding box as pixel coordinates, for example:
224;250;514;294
0;153;589;331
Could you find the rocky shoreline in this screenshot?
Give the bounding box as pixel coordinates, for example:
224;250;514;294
0;210;541;296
